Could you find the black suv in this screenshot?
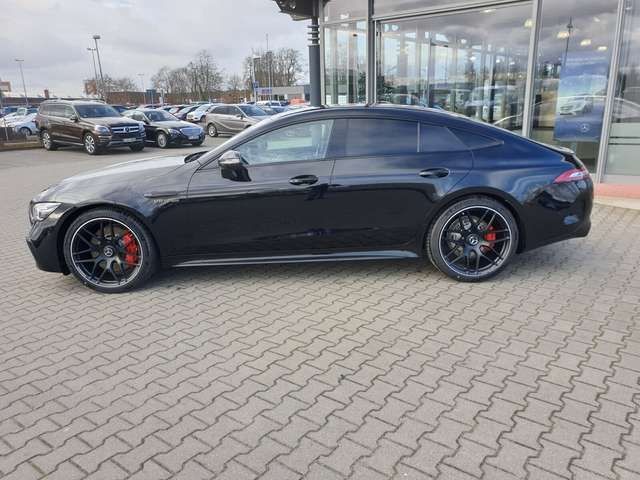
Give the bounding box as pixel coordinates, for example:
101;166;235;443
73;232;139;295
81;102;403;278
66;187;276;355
36;100;145;155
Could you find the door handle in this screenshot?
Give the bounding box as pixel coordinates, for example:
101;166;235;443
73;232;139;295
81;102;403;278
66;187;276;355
419;168;450;179
289;175;319;186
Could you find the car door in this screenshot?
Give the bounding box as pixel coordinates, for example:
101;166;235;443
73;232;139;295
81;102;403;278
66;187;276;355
48;105;69;142
215;106;239;134
325;117;473;251
181;119;337;260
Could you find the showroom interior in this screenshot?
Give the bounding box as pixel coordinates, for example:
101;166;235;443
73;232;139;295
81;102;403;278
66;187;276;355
277;0;640;185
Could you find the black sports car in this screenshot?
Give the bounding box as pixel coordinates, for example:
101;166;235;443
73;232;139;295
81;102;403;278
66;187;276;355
26;105;593;292
122;109;205;148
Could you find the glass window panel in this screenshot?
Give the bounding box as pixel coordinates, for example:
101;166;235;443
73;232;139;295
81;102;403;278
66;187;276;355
375;0;459;16
344;119;418;156
324;21;367;104
605;0;640;177
324;0;367;22
531;0;618;173
236;120;334;165
377;4;531;132
420;124;467;152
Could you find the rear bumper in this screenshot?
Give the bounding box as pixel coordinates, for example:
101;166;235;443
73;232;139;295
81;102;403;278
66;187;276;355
522;178;594;252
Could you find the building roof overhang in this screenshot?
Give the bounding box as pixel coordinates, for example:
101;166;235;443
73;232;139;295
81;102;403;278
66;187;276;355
272;0;318;20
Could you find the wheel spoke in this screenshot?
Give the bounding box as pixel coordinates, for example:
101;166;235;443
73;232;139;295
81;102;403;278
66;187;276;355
75;258;99;264
491;237;511;245
479;251;499;267
73;247;94;256
474;251;481;274
486;213;497;230
488;246;505;261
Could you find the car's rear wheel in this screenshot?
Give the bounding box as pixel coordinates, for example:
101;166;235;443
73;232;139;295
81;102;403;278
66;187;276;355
156;132;168;148
63;209;158;293
426;196;518;282
83;133;100;155
41;130;58;150
19;127;31;136
207;123;218;137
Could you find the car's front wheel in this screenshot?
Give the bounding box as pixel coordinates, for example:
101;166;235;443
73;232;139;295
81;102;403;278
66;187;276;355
426;196;518;282
156;132;169;148
83;133;100;155
63;208;158;293
19;127;32;136
129;144;145;152
207;123;218;137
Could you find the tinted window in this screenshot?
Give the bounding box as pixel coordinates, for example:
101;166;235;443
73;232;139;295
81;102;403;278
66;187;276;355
75;104;120;118
50;104;66;117
420;124;468;153
39;104;51;115
344;119;418;156
146;110;176;122
236;120;335;165
238;105;268;117
451;129;502;150
63;106;76;119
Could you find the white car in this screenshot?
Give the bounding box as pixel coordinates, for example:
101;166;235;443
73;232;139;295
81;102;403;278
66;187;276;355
186;103;216;123
4;112;38;136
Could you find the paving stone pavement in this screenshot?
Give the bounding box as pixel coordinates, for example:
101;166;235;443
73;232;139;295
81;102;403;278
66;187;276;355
1;148;639;479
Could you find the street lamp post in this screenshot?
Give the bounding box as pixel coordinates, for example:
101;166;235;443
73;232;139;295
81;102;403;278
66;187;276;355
252;54;261;103
86;47;99;97
92;35;106;101
14;59;28;107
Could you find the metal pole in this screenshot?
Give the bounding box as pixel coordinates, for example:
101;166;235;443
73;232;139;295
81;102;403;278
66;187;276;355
87;48;99;97
15;59;28;106
595;0;626;184
521;0;541;137
93;35;106;101
266;34;273;101
308;10;322;107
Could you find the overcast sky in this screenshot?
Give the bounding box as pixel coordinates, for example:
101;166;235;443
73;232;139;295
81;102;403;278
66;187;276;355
0;0;309;97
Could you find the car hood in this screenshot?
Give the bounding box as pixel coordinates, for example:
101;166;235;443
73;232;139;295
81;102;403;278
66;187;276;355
33;155;196;204
83;116;139;126
151;120;200;130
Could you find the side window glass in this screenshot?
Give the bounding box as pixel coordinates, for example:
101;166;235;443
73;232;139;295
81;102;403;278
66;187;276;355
51;105;64;117
420;124;468;153
236;120;335;165
451;129;502;150
64;106;76;119
344;119;418;157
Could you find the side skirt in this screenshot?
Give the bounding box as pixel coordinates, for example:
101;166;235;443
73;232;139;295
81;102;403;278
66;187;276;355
172;250;419;268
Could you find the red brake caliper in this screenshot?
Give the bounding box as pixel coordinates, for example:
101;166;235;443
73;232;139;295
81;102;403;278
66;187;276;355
484;225;496;242
121;231;139;267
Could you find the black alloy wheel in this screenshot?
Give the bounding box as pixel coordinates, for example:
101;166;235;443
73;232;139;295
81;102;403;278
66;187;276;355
63;209;157;293
427;197;518;281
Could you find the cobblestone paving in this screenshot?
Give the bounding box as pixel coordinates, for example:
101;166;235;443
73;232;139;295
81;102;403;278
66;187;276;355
1;149;639;479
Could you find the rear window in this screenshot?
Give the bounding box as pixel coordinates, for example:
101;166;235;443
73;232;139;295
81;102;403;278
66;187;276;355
451;129;502;150
344;118;418;157
420;124;468;153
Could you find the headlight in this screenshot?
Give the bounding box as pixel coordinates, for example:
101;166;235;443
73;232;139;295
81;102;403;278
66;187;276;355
30;202;61;223
169;128;180;136
94;125;110;134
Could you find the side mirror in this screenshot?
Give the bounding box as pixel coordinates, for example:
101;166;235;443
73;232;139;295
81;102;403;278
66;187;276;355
70;114;78;122
236;113;245;119
218;150;244;168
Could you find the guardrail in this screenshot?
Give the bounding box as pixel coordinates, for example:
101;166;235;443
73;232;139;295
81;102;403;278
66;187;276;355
0;124;41;151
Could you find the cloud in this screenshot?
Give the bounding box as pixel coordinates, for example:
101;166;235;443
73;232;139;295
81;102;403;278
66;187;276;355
1;0;309;96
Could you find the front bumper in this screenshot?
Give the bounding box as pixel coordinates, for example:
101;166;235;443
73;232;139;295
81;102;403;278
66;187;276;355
168;130;205;145
97;132;146;148
26;203;75;273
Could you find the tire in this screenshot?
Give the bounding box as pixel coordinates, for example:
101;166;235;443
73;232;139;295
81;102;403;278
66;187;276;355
426;196;519;282
129;144;145;152
41;130;58;150
63;208;158;293
19;127;31;136
83;133;100;155
191;140;203;146
207;123;218;137
156;131;169;148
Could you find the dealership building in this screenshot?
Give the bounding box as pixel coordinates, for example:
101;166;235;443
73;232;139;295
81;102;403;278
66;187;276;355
274;0;640;185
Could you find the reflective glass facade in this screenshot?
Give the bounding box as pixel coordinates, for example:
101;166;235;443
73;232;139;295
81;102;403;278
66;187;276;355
320;0;640;182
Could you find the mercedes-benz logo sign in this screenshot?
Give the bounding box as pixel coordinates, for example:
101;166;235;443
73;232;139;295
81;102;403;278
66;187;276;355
124;127;130;133
468;235;480;246
103;246;115;257
580;123;590;133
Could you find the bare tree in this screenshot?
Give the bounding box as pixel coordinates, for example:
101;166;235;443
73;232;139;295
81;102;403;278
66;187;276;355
242;48;304;91
187;50;224;101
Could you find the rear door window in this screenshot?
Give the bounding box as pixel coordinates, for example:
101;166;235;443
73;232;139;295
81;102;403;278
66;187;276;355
343;118;418;157
420;124;469;152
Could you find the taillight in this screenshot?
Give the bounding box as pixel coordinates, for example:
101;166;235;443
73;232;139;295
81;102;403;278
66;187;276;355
553;168;590;184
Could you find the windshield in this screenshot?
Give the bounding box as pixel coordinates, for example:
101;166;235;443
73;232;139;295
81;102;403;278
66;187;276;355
195;104;212;111
178;106;195;114
75;104;120;118
145;110;178;122
239;105;267;116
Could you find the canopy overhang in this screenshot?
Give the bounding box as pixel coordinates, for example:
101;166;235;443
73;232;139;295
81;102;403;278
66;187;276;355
272;0;318;20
